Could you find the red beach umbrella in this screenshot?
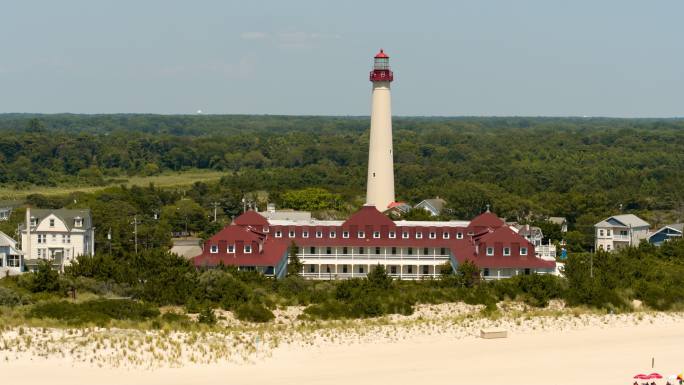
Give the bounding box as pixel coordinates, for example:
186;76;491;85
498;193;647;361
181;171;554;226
648;373;663;379
634;374;649;380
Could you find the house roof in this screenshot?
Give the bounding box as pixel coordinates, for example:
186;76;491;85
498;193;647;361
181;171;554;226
20;208;92;231
548;217;567;225
0;231;18;248
416;198;446;213
652;223;684;234
468;211;505;230
342;205;396;228
233;210;270;227
193;227;289;267
595;214;650;228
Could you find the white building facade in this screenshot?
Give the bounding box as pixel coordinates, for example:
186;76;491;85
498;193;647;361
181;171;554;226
594;214;650;252
20;208;95;270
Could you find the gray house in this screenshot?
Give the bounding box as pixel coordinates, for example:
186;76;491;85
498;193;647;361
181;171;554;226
414;197;447;217
0;231;23;277
648;224;683;246
594;214;650;252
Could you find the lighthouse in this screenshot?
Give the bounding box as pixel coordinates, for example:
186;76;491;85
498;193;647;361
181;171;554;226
365;49;395;210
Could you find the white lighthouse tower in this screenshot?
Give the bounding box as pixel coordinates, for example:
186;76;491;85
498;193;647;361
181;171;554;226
366;49;395;210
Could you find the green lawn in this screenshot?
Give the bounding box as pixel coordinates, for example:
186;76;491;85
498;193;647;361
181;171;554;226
0;170;227;199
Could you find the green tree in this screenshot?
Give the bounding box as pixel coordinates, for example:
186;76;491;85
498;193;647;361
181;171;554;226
287;241;303;277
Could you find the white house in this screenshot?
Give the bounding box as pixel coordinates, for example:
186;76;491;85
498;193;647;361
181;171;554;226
0;231;23;277
594;214;650;252
512;224;556;260
414;197;446;217
0;200;20;221
19;208;95;271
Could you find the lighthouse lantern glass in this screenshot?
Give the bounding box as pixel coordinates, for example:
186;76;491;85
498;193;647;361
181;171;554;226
374;57;389;70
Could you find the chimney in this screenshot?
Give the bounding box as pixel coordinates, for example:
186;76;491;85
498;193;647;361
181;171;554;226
24;207;31;259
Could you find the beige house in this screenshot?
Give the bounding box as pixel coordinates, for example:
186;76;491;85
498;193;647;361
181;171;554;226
594;214;650;252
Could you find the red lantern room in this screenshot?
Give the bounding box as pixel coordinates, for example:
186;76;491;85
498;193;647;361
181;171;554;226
370;49;393;82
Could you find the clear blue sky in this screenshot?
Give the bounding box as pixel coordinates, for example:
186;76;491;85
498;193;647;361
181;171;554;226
1;0;682;117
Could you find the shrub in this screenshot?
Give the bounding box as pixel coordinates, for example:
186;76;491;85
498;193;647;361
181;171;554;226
0;287;27;307
23;260;61;293
234;302;275;323
29;299;160;325
198;306;217;325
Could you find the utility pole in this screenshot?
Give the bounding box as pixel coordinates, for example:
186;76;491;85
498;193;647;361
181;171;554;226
107;227;112;255
590;248;594;279
211;202;220;222
132;215;139;254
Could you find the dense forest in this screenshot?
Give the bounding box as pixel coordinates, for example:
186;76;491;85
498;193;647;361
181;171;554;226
1;114;684;252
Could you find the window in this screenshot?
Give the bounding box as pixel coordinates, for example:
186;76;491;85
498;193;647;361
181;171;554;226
415;232;423;239
599;229;604;236
486;247;494;256
503;247;511;256
391;247;396;255
390;266;397;274
407;266;413;274
210;245;218;254
373;231;380;239
343;247;348;254
423;247;429;255
262;227;269;233
309;265;315;273
275;231;282;238
62;235;66;244
422;265;429;275
429;232;436;239
74;217;83;227
30;217;37;226
620;230;628;236
330;231;336;238
606;230;611;236
375;247;381;255
342;265;348;273
326;247;332;255
443;232;450;239
37;249;43;258
524;268;531;275
228;244;235;253
316;231;323;238
37;234;46;244
359;247;365;254
358;231;365;238
440;247;446;255
289;230;295;238
326;266;331;273
408;247;413;255
8;255;20;267
520;247;528;256
310;247;316;254
49;219;55;227
302;231;309;238
483;268;490;276
52;234;57;241
606;244;612;251
244;245;252;253
343;231;349;239
359;266;364;274
66;235;71;244
402;231;409;239
389;231;396;239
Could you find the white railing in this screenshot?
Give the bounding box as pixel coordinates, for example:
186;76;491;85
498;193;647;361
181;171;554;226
299;253;450;261
301;272;438;280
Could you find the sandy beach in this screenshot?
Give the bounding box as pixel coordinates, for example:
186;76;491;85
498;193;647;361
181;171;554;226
2;305;683;385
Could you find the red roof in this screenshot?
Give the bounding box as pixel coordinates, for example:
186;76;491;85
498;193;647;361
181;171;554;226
387;201;407;209
375;49;389;58
192;226;288;267
234;210;269;227
342;205;396;228
468;211;505;230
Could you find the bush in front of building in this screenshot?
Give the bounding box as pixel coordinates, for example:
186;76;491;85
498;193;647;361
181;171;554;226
0;287;28;307
234;302;275;323
28;299;160;326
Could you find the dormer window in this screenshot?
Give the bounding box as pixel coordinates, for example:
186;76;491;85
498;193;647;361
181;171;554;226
373;231;380;239
275;230;282;238
74;217;83;228
358;231;365;238
262;227;269;233
415;232;423;239
486;247;494;256
429;232;436;239
457;232;463;239
244;245;252;253
289;230;295;238
302;231;309;238
329;231;336;238
503;247;511;256
443;232;450;239
316;231;323;238
30;217;37;226
402;231;409;239
389;231;396;239
49;219;55;227
342;231;349;239
210;245;218;254
520;247;528;256
228;244;235;253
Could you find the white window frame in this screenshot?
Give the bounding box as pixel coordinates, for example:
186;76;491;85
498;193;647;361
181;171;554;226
316;231;323;238
358;231;365;239
74;217;83;227
520;247;528;256
457;232;463;239
228;244;235;253
244;244;252;254
486;247;494;256
606;229;611;236
402;231;409;239
389;231;396;239
329;231;336;238
429;232;436;239
302;231;309;238
210;245;218;254
275;230;282;238
262;227;269;233
415;232;423;239
503;247;511;256
342;231;349;239
289;230;295;238
599;229;604;236
49;219;55;227
373;231;380;239
443;232;450;239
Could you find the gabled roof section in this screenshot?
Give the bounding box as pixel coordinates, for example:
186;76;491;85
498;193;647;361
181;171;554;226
22;208;93;231
477;225;532;246
468;211;505;229
595;214;650;228
342;205;395;228
233;210;269;227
